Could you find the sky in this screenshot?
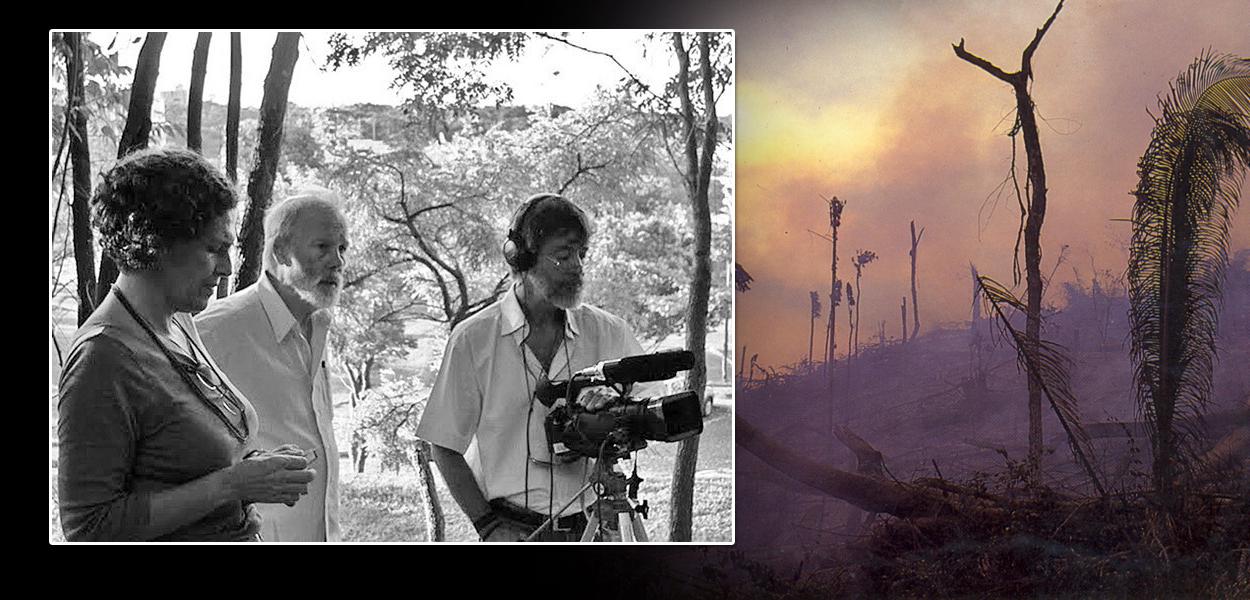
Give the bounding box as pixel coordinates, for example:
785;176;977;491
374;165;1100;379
728;0;1250;368
87;30;735;114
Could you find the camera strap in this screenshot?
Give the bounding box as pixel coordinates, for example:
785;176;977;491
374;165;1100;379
113;287;250;444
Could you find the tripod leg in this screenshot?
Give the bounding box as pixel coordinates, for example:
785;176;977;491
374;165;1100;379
580;512;599;542
617;513;636;543
630;513;649;542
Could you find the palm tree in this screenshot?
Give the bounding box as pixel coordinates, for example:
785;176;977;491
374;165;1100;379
1128;52;1250;507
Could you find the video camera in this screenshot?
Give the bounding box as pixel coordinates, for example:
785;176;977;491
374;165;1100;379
536;349;705;461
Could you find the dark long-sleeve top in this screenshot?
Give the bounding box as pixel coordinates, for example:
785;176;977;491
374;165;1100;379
56;291;261;542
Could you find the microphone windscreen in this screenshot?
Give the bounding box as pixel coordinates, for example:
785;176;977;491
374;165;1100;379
602;349;695;384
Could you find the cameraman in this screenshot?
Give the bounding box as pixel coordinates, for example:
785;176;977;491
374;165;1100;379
416;193;646;542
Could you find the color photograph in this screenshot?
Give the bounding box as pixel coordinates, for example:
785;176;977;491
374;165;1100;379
729;0;1249;596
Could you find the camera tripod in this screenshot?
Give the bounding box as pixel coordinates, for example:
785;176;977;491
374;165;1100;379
525;456;650;542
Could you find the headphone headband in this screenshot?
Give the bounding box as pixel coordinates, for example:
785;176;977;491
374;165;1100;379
503;193;565;272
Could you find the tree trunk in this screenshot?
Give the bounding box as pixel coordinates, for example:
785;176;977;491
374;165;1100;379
345;363;362;469
64;34;98;325
235;32;300;292
809;312;815;364
954;0;1063;472
825;198;842;386
217;33;243;298
96;32;166;303
854;271;863;357
226;32;242;183
850;287;860;362
187;32;211;153
901;297;908;343
356;356;377;473
1020;80;1048;473
116;33;167;158
668;32;717;543
824;297;833;368
412;440;446;541
910;220;923;340
836;424;885;534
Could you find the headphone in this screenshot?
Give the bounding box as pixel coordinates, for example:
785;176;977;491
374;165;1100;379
503;193;568;272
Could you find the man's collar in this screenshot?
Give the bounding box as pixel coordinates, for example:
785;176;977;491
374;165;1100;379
259;272;297;342
500;283;580;341
259;271;333;342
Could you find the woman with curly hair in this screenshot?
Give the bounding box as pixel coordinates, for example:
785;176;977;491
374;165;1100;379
57;147;315;542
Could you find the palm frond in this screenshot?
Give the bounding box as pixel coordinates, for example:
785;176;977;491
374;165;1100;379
1129;53;1250;494
977;276;1106;497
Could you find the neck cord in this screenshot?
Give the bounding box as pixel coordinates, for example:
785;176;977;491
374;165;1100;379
113;287;249;443
520;308;579;530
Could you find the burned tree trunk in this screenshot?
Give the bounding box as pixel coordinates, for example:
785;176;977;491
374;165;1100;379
910;220;924;340
97;32;166;303
809;291;820;365
901;297;908;343
954;0;1064;471
235;32;300;292
826;197;843;385
846;283;855;363
739;416;1003;519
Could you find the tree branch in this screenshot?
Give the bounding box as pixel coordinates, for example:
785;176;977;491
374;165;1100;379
533;32;670;107
344;256;424;288
952;38;1017;84
1022;0;1066;77
369;159;472;322
558;152;611;194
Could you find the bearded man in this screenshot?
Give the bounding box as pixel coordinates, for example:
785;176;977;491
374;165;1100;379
196;190;349;542
416;193;648;542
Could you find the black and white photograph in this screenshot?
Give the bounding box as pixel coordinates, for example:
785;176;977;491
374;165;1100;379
49;30;735;544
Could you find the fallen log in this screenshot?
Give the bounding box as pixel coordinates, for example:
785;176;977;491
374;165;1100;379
738;416;1006;520
834;425;885;477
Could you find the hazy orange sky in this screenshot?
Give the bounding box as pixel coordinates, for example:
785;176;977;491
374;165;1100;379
729;0;1250;368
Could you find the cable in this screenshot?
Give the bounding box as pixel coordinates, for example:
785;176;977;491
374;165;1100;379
520;307;583;539
521;322;535;516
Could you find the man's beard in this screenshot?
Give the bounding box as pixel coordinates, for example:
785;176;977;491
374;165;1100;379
530;272;583;310
290;267;343;310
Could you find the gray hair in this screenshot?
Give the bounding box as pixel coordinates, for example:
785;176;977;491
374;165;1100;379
263;188;347;272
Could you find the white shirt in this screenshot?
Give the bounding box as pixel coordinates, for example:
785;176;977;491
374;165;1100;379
195;273;341;542
416;285;646;515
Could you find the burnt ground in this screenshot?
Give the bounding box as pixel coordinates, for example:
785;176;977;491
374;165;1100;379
726;256;1250;595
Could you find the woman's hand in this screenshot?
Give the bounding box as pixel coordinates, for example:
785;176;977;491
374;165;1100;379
227;453;315;507
269;443;305;456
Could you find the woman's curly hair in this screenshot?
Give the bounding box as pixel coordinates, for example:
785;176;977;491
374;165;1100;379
92;147;238;271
